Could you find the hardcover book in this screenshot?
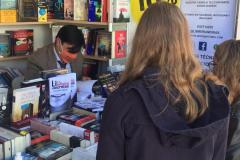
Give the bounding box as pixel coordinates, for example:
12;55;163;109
26;140;72;160
48;74;71;113
12;86;40;128
7;29;34;56
112;30;127;59
0;0;16;9
53;0;64;19
64;0;73;20
0;9;16;22
17;0;38;21
74;0;87;21
112;0;130;23
95;30;111;58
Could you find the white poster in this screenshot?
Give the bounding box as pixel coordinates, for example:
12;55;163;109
181;0;238;68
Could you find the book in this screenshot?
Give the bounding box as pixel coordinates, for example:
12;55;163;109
88;0;101;22
0;87;11;125
64;0;73;20
48;74;71;113
0;127;31;156
0;136;11;159
41;68;68;79
95;30;111;58
112;30;127;59
54;0;64;19
7;29;34;56
73;0;88;21
13;152;37;160
12;86;40;128
101;0;107;22
0;9;16;22
21;78;48;118
46;0;54;19
0;0;16;9
38;1;48;22
59;122;95;144
50;129;90;148
30;130;50;145
110;0;130;23
30;118;59;135
17;0;38;22
57;112;96;126
0;33;11;58
26;140;72;160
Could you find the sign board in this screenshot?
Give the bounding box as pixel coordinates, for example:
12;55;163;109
180;0;238;68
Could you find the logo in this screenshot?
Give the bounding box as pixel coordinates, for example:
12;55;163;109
199;42;207;51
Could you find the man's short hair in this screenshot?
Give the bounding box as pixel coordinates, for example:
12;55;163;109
56;25;85;53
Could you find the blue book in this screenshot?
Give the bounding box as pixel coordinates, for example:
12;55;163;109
54;0;64;19
88;0;96;22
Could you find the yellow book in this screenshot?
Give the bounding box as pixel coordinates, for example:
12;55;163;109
0;9;16;23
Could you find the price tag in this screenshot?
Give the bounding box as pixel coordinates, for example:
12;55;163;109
130;0;181;23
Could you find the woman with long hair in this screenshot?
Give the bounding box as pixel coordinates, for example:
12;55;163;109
212;40;240;160
97;2;230;160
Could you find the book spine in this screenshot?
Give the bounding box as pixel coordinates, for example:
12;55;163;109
88;0;95;22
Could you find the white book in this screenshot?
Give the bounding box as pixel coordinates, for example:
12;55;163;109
74;0;88;21
49;75;72;113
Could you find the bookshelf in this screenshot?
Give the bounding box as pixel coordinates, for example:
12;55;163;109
0;22;52;26
83;55;109;61
49;19;108;28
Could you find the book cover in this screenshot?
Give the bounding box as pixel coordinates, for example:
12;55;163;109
95;30;111;58
38;1;48;22
0;0;16;9
0;136;11;159
0;33;11;58
7;29;34;56
54;0;64;19
30;130;50;145
26;140;72;160
0;87;11;125
88;0;101;22
30;118;58;135
73;0;88;21
46;0;54;19
112;0;130;23
64;0;73;20
21;78;48;118
101;0;107;22
0;9;16;23
48;75;71;113
12;86;40;127
112;30;127;59
17;0;38;22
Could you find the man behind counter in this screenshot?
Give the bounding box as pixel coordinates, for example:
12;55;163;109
24;25;87;80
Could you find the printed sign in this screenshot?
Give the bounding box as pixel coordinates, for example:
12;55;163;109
130;0;180;23
180;0;238;69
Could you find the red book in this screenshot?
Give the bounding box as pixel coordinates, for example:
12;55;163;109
7;29;33;56
112;30;127;58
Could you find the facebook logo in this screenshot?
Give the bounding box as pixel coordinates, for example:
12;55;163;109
199;42;207;51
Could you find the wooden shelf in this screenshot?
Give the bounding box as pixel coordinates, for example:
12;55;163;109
83;55;109;61
49;19;108;28
0;56;28;62
0;21;52;26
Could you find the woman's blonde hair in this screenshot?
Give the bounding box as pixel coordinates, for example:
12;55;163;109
120;2;208;122
213;40;240;104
